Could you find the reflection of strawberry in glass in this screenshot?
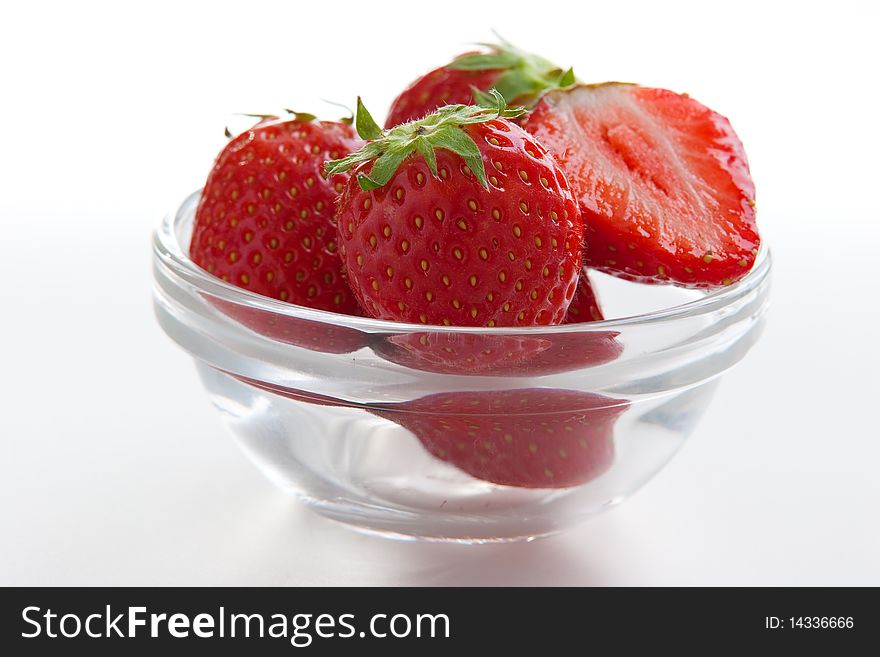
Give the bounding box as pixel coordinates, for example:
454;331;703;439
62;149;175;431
232;377;351;408
371;332;552;375
370;269;621;376
231;377;626;490
211;300;370;354
372;389;627;489
371;328;622;376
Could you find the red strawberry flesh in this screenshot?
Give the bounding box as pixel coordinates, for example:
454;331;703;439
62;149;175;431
524;84;759;288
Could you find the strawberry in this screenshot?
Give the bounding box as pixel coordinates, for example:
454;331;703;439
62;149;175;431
325;93;584;328
190;112;363;313
565;268;605;322
386;38;574;128
372;389;627;488
523;83;760;288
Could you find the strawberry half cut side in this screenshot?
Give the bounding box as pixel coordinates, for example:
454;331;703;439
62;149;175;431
524;83;760;288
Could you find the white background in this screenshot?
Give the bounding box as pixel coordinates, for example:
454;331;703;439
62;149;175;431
2;0;878;585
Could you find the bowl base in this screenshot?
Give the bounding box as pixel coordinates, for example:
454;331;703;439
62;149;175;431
198;364;721;542
293;492;587;545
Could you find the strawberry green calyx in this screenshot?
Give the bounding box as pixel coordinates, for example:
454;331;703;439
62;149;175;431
324;90;524;191
237;110;319;122
224;110;320;139
450;37;577;107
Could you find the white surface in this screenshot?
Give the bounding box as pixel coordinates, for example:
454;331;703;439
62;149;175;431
2;0;879;585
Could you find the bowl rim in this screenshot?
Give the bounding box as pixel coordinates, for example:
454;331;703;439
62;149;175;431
154;190;772;335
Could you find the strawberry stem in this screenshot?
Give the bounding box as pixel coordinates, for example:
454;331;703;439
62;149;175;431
324;90;524;191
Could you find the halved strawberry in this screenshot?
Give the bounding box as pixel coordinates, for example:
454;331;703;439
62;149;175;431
523;83;759;288
372;389;627;488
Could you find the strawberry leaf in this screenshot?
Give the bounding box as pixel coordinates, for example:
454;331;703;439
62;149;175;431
324;93;523;191
449;50;521;71
430;124;488;188
471;86;500;108
357;144;410;190
282;110;318;122
355;97;383;140
236;112;279;120
449;39;578;106
557;67;576;88
415;138;438;177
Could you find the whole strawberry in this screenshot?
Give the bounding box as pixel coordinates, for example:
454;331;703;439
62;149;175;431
385;38;574;127
325;93;584;327
523;83;760;288
190;113;363;314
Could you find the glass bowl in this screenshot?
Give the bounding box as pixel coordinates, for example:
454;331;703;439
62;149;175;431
153;191;771;543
